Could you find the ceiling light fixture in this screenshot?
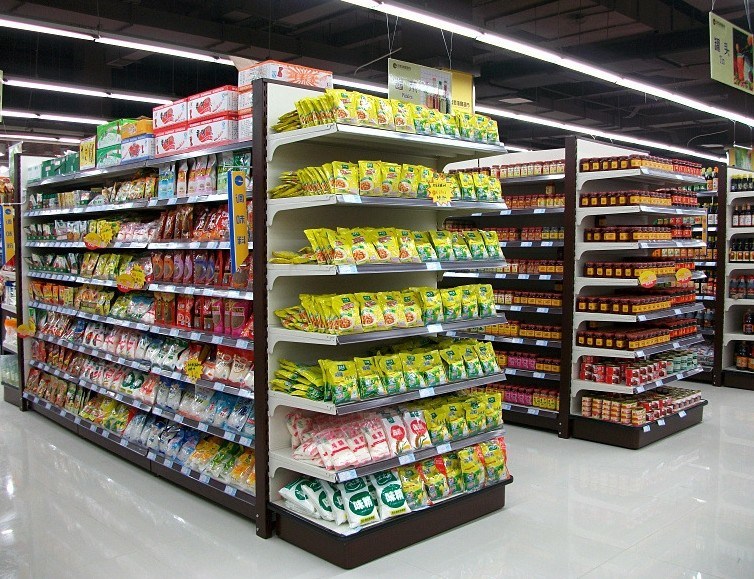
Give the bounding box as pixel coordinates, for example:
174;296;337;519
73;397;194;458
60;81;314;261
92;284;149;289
2;109;107;125
3;78;173;105
95;37;235;65
332;76;390;94
340;0;754;127
0;133;81;144
0;17;95;40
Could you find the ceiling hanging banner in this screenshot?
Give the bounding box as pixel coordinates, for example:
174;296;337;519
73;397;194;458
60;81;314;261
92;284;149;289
388;59;452;113
445;69;474;115
709;12;754;94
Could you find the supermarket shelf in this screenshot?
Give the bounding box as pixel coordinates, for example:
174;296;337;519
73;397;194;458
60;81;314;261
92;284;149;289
151;406;254;447
266;194;508;224
576;271;705;290
502;402;559;422
25;193;233;218
22;392;80;434
700;328;715;336
473;206;565;217
25;240;148;249
728;190;754;202
577;167;706;186
78;376;154;412
499;240;563;248
27;161;151;188
148;240;232;250
443;272;563;282
693;261;718;267
150;139;253;165
729;227;754;235
496;304;562;314
272;478;511;568
147;283;253;300
577;204;707;219
35;332;152;372
503;368;560;381
76;416;152;468
573;333;704;359
29;271;118;287
723;332;754;345
268;372;505;416
2;341;17;354
570;400;708;449
2;303;16;314
576;239;706;257
443;330;561;348
574;302;704;323
149;366;254;399
722;367;754;390
696;295;716;302
269;427;506;483
726;298;754;310
499;174;565;184
268;315;507;348
571;367;704;395
3;383;21;407
267;123;507;163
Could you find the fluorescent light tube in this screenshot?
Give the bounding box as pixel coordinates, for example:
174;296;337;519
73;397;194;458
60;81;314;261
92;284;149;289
0;133;81;144
333;76;390;94
3;78;172;105
95;36;235;65
2;109;107;125
0;17;95;40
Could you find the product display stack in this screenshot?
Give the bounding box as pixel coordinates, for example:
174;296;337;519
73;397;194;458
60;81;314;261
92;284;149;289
568;138;710;448
256;80;513;567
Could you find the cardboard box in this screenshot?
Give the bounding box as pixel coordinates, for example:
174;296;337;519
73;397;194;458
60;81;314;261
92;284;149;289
120;117;153;140
187;115;238;149
153;99;187;132
40;159;54;179
79;136;97;170
239;88;253;114
238;60;332;89
26;163;42;183
97;119;136;148
121;135;155;163
187;86;238;122
63;152;80;174
155;127;190;157
96;145;122;168
239;112;252;141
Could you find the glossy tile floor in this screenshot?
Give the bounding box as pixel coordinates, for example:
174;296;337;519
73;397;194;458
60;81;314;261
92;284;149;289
1;381;752;579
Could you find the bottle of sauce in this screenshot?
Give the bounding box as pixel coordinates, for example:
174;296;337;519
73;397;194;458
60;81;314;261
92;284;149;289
745;310;754;335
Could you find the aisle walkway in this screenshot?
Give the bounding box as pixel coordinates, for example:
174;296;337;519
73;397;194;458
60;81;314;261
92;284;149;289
1;382;752;578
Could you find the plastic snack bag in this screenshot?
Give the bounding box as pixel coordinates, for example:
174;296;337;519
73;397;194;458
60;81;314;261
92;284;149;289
401;290;424;327
380;163;400;196
412;231;439;262
440;288;462;322
458;445;486;492
463;231;489;260
361;418;391;461
403;410;432;449
399;352;427;391
456;172;476;201
428;231;454;261
397;465;430;509
418;458;451;501
377;291;408;329
391;100;415;133
440;347;467;382
393;229;421;263
472;172;491;201
302;478;336;521
397;164;420;197
320;481;348;525
358;161;382;196
426;407;451;445
331;162;359;195
280;478;319;517
354;356;387;399
419;350;448;387
368;470;410;520
337;478;379;529
354;292;386;332
478;437;508;483
416;287;444;324
381;414;412;456
474;342;500;375
476;284;496;318
376;353;407;394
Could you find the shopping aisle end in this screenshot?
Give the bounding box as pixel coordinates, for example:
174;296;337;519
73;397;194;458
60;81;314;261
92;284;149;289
1;380;751;578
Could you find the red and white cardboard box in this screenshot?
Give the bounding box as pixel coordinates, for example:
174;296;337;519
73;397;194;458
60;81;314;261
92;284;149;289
238;60;332;90
239;112;253;141
155;127;190;157
153;99;187;132
121;135;155;163
187;85;238;122
188;115;238;149
239;88;253;115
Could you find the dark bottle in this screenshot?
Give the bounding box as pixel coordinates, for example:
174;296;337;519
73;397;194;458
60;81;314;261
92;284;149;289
736;341;748;370
744;310;754;335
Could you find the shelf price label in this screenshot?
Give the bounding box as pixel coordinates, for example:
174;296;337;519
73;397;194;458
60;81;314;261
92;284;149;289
184;357;204;383
638;270;657;288
428;178;454;207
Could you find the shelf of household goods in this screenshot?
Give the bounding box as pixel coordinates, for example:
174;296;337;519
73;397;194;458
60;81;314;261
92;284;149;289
496;304;562;315
570;400;708;450
151;406;254;447
444;272;563;282
576;271;706;290
24;193;231;218
269;372;505;416
577;205;707;219
266;123;507;162
268;315;507;348
577;167;707;186
574;302;704;323
571;367;704;396
269;426;506;484
443;329;561;348
149;366;254;400
29;301;253;349
573;333;704;359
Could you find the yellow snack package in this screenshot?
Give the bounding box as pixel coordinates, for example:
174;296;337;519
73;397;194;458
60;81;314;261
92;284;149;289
442;113;460;138
326;89;358;125
442;453;465;495
461;344;484;378
354;356;387;399
428;231;455;261
456;172;476;201
419;350;448;387
393;228;421;263
358;161;382;196
331;294;362;334
426;407;451;444
320;359;360;404
488;176;503;202
391;100;415;133
304;228;327;264
416;287;444;324
487;117;501;144
380;162;401;196
464;399;487;435
377;291;408;329
446;173;462;200
341;228;379;264
474;342;500;375
412;231;438;262
440;346;467;381
374;97;395;131
479;437;508;482
397;465;430;509
480;230;504;259
476;284;496;318
426;109;443;135
472;172;491;201
410;103;429;134
419;458;450;502
376;354;407;394
400;352;427;390
355;292;386;331
463;231;490;260
457;112;473;139
397;164;420;198
474;114;489;142
325;229;355;265
355;93;378;127
440;287;462;322
450;232;473;261
458;446;486;492
331;162;359;195
401;290;424;327
416;166;435;199
366;228;401;263
319;164;334;193
483;392;504;429
445;402;469;439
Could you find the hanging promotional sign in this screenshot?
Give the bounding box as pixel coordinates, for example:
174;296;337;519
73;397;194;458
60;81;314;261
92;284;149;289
227;170;249;273
388;59;452;113
2;205;14;266
710;12;754;94
446;69;474;115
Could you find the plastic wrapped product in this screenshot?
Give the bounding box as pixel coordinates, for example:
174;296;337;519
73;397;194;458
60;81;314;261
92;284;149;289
368;470;410;520
302;478;335;521
279;478;319;517
381;415;412;456
320;481;347;525
336;478;379;529
403;410;432;449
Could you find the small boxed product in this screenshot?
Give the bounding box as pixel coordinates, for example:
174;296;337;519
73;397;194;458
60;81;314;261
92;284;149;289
97;118;136;148
238;88;253;114
238;60;333;89
121;135;155;163
26;162;42;183
239;113;252;141
79;136;97;170
96;145;121;168
120;117;154;140
188;115;238;149
155;128;190;157
63;152;79;174
187;86;238;122
153;99;188;132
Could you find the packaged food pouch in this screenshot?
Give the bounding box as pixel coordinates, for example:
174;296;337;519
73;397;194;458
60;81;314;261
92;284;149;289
418;459;450;502
479;438;508;483
366;228;400;263
354;292;386;332
426;407;452;444
411;231;438;263
479;229;504;260
369;470;410;520
458;446;486;492
463;231;489;260
472;172;491;201
419;350;448;386
343;229;379;264
337;478;379;528
403;409;432;449
474;342;500;374
355;93;378;128
483;392;504;429
376;354;407;394
315;481;345;526
416;166;434;199
300;477;335;521
476;284;495;318
326;89;358;125
279;478;319;517
330;294;362;334
393;229;421;263
374;97;395;131
176;160;189;196
376;291;407;329
401;291;424;327
426;109;444;135
410;104;429;134
440;288;462;322
474;114;489;142
429;231;454;261
464;399;487;435
445;402;469;440
358;161;382;196
381;414;412;455
462;345;484;378
440;347;467;381
457;112;473;139
331;162;359;195
397;164;420;198
391;100;415;133
487;176;503;202
319;359;359;405
442;453;466;495
354;356;387;399
399;352;427;390
397;465;429;509
416;287;444;324
441;113;460;138
378;163;400;197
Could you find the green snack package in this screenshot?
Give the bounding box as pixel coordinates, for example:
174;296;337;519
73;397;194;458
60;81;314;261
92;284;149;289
460;286;479;319
476;284;496;318
456;172;476;201
429;231;454;261
440;288;462;322
463;231;490;260
419;350;448;387
376;354;407;395
354;356;388;399
480;230;504;259
440;346;467;381
450;232;473;261
412;231;439;262
416;287;444;324
400;352;427;390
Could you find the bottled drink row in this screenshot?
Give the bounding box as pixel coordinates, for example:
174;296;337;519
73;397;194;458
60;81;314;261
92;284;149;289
730;173;754;193
729;238;754;262
731;204;754;227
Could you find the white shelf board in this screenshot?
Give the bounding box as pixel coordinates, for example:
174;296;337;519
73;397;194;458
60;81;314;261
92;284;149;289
472;206;564;217
2;303;16;314
444;272;563;282
443;330;561;348
574;302;703;323
728;190;754;202
2;341;17;354
723;332;754;345
577;167;706;187
577;204;706;220
498;174;564;184
576;239;706;257
570;367;703;396
573;334;704;359
730;227;754;235
575;271;705;290
726;298;754;311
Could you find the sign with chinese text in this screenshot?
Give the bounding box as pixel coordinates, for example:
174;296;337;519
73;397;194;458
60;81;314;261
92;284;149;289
446;69;474;115
388;59;453;113
227;170;249;273
710;12;754;94
2;205;14;266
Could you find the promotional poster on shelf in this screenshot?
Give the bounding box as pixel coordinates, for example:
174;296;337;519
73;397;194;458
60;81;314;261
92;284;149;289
710;12;754;94
2;205;14;266
388;59;453;113
227;170;249;272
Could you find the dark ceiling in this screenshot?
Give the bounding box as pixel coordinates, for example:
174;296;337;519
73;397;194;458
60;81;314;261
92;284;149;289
1;0;753;158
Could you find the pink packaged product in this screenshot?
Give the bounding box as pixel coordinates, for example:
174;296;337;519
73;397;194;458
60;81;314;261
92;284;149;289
121;135;155;163
238;60;333;90
153;99;188;131
155;128;190;157
239;113;253;142
238;88;253;114
188;116;239;149
187;85;238;122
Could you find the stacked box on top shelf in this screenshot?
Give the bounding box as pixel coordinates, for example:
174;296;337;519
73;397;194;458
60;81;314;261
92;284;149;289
570;138;709;448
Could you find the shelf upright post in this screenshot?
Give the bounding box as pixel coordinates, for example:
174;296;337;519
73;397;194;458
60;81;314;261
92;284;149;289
712;164;727;386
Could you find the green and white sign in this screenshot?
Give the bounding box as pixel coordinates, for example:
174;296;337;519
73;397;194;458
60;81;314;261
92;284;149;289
388;58;452;113
710;12;754;94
